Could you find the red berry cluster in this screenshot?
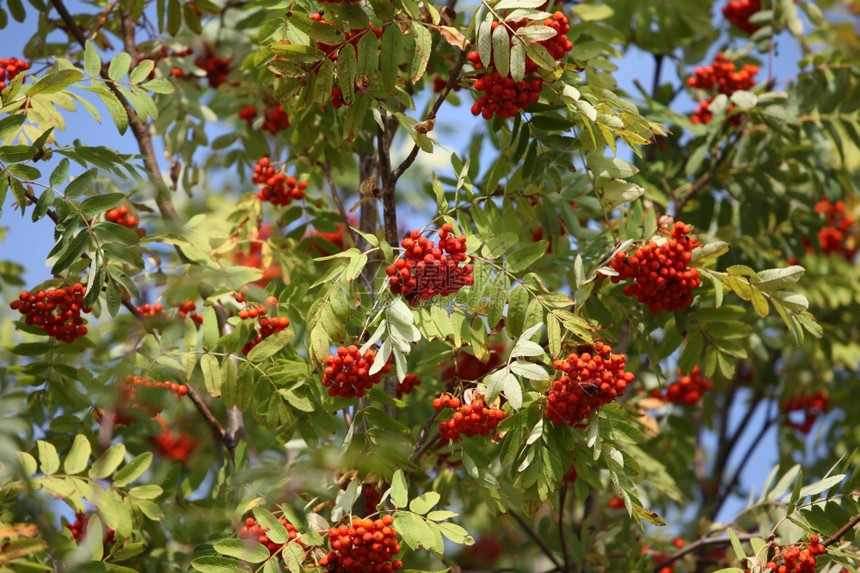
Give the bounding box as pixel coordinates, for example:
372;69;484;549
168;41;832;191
434;395;505;442
688;53;758;95
239;516;301;555
609;221;702;313
176;300;204;326
814;198;857;261
607;496;626;509
362;484;382;516
136;302;169;320
545;342;635;426
242;312;290;355
745;535;827;573
106;205;139;229
115;374;188;425
194;53;232;88
385;224;474;306
252;157;307;206
467;12;572;119
0;57;30;90
239;104;290;134
66;513;115;546
320;515;402;573
10;283;91;343
722;0;763;35
396;373;421;398
150;416;197;463
782;389;829;435
651;366;713;406
322;345;392;399
688;53;758;125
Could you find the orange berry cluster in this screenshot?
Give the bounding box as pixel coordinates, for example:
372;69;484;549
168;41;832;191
434;395;505;442
0;57;30;90
115;374;188;424
150;417;197;463
106;205;139;229
396;373;421;398
137;302;169;320
722;0;763;35
754;535;827;573
322;345;392;399
239;516;301;555
385;224;474;306
252;157;307;206
467;12;572;119
609;221;701;314
239;104;290;134
242;313;290;355
66;513;115;546
545;342;634;425
814;198;857;261
10;283;91;343
652;366;713;406
782;389;829;435
176;300;204;326
320;515;402;573
194;53;231;88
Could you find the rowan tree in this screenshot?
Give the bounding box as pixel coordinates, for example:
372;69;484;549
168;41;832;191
1;0;859;571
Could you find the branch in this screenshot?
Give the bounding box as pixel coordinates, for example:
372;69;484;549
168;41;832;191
390;43;470;187
48;0;183;230
652;532;760;572
823;512;860;547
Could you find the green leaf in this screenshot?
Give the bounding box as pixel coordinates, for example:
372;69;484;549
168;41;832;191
49;158;70;187
63;434;91;475
167;0;182;36
507;241;547;273
200;353;221;394
247;329;292;363
252;508;290;544
478;12;493;69
570;3;614;20
797;474;845;499
0;114;26;140
64;168;97;198
492;24;510;79
128;484;163;499
191;556;252;573
586;154;638;178
337;43;357;106
80;192;126;220
84;41;102;77
27;69;83;95
108;53;132;81
390;469;408;508
507;285;529;338
95;88;130;134
214;539;269;563
37;440;60;475
437;521;473;545
727;528;747;562
113;452;152;487
50;229;90;275
503;371;523;409
509;360;548;381
409;492;441;515
89;443;126;479
380;25;402;93
393;511;436;551
356;28;378;81
410;22;432;84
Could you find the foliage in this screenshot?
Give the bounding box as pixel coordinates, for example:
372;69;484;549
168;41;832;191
1;0;860;571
